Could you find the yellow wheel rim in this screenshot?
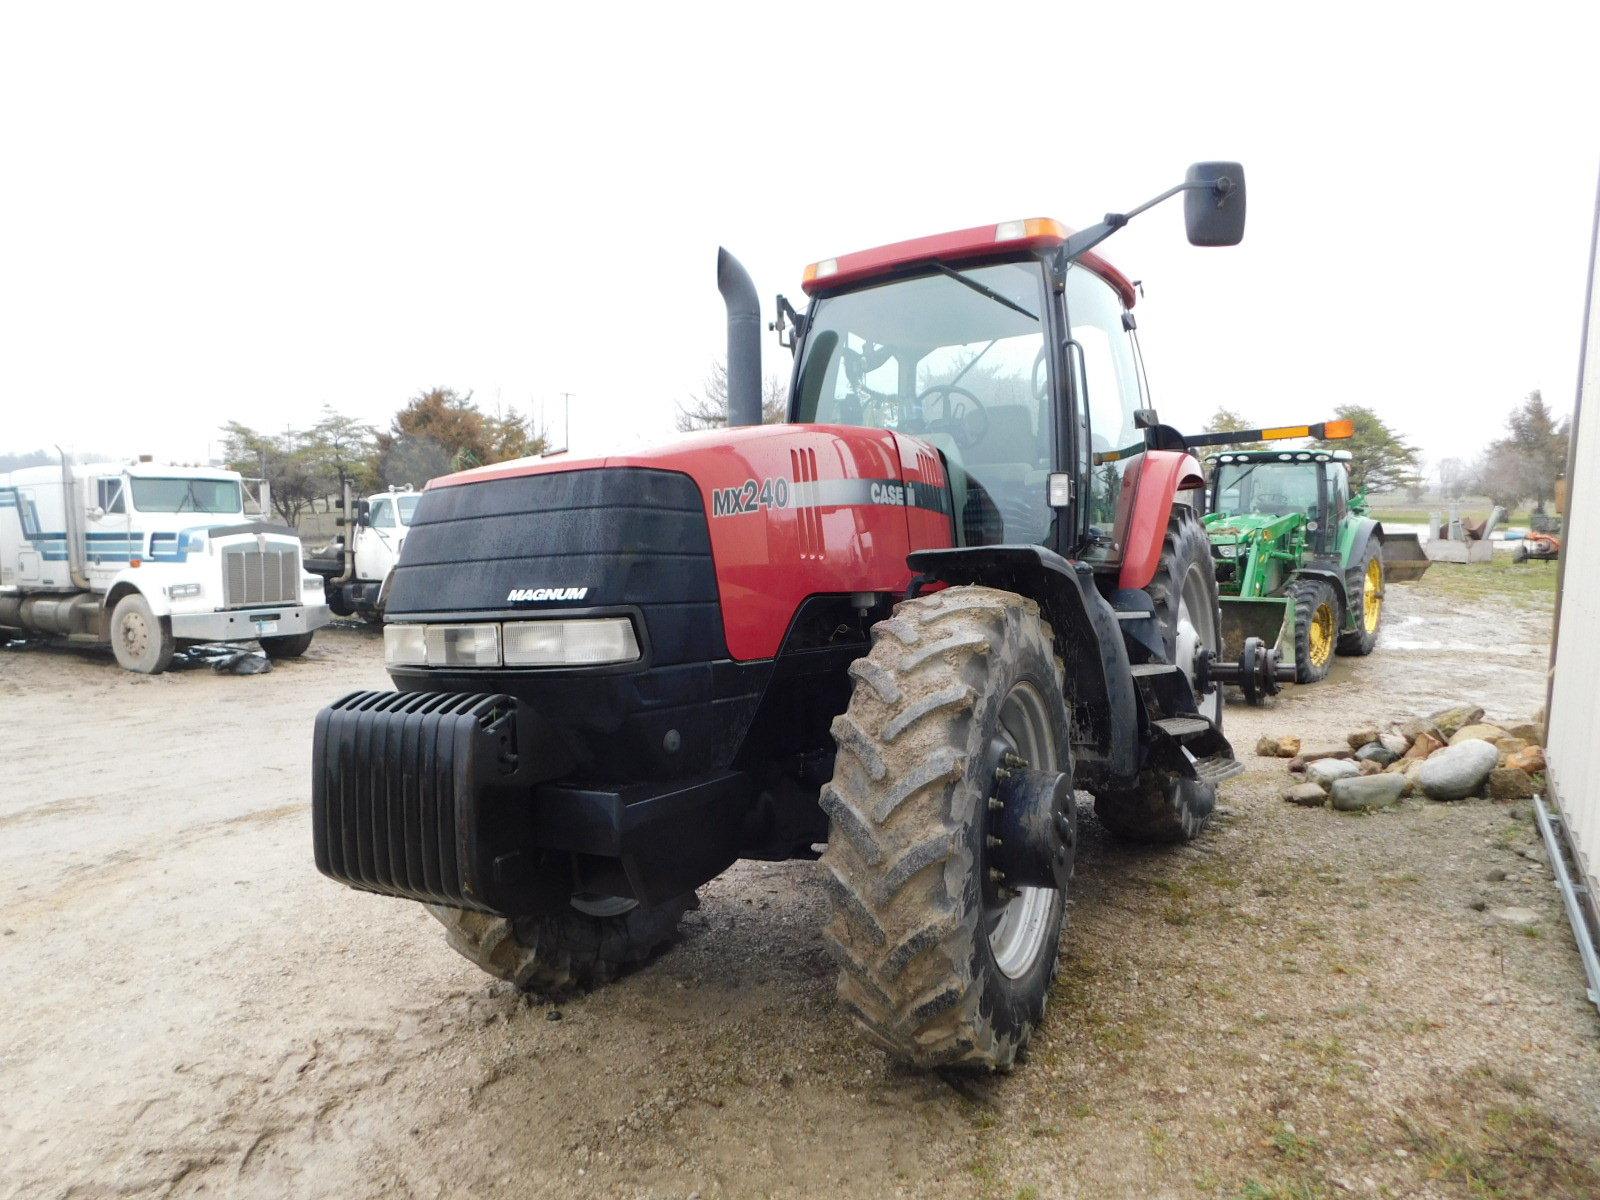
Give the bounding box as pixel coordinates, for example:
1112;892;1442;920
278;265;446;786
1308;602;1335;666
1363;557;1383;633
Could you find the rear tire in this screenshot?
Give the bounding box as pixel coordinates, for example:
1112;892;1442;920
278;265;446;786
1290;577;1340;682
1336;548;1382;656
260;631;314;659
109;593;175;674
429;893;696;998
1095;506;1220;844
820;586;1070;1071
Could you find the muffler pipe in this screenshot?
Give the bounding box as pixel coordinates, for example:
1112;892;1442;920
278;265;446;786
717;248;762;427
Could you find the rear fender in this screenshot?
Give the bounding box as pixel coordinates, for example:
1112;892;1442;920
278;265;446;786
1116;450;1207;591
1338;517;1382;574
908;545;1139;788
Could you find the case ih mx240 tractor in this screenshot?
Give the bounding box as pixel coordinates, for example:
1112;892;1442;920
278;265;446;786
313;164;1271;1071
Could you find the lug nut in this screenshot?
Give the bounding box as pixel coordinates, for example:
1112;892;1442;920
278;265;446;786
986;835;1002;850
988;867;1006;886
994;767;1013;781
988;797;1005;813
1002;752;1029;769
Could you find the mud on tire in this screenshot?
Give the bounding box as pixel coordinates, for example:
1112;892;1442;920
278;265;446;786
428;893;696;998
1336;545;1382;657
1289;576;1339;684
820;585;1071;1071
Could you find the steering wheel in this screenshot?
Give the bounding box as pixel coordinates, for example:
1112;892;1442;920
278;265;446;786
917;384;988;451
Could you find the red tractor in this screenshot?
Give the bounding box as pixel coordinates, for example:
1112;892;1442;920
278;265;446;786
313;163;1271;1070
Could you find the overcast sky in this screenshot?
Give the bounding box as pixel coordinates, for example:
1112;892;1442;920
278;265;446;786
2;4;1595;479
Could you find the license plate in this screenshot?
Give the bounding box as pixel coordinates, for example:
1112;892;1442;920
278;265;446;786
253;619;280;635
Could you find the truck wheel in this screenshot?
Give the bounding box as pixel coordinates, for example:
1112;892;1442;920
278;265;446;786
1095;507;1220;844
260;632;314;659
820;586;1071;1071
428;892;697;998
109;593;175;674
1336;549;1383;656
1290;576;1340;682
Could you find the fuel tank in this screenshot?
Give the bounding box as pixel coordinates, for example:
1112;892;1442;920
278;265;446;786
405;423;955;662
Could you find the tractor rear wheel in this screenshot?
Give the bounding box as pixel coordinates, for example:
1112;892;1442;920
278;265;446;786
428;892;696;998
1095;506;1221;844
820;586;1071;1071
1336;548;1383;656
1290;577;1339;683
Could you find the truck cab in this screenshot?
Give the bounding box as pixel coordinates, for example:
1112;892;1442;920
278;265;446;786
305;487;418;622
0;459;330;673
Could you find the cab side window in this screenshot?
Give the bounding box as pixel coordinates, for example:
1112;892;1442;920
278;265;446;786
369;499;395;528
1065;267;1144;559
97;478;126;514
1325;463;1349;520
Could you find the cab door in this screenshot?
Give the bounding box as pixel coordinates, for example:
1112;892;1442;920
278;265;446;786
355;497;399;582
85;475;133;589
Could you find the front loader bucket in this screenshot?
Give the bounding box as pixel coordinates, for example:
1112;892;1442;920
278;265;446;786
1219;596;1296;671
1381;533;1431;583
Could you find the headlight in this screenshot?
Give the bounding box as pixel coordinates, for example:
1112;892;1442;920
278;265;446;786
1215;545;1238;558
503;618;640;667
384;625;428;667
165;583;202;599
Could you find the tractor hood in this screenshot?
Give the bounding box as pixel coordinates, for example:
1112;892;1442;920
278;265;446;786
392;423;955;661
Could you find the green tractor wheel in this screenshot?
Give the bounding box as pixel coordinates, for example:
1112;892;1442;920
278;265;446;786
1337;547;1383;656
1289;577;1339;684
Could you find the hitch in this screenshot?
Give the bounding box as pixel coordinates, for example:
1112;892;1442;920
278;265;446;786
1197;638;1295;706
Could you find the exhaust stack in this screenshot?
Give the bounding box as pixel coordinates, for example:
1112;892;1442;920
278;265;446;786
717;248;762;427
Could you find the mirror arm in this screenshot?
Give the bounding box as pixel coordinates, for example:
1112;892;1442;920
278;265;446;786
1060;178;1233;264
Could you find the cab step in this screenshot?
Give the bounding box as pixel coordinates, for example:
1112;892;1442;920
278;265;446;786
1152;716;1213;741
1192;754;1246;788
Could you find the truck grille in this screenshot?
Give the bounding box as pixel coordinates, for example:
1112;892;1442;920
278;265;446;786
223;544;299;608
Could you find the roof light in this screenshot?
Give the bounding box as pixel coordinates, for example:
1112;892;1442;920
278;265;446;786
1322;418;1355;439
995;217;1067;243
1295;452;1311;460
803;258;838;285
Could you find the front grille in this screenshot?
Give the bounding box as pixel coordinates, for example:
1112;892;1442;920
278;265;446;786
223;544;298;608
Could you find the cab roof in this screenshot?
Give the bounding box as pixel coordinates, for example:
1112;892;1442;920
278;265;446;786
801;217;1137;308
1209;450;1352;465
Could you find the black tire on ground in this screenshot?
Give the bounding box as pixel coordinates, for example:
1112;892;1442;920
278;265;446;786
1289;576;1340;683
1336;545;1383;656
260;631;314;659
109;593;176;674
1095;506;1221;845
1512;542;1529;564
428;893;697;998
820;585;1071;1071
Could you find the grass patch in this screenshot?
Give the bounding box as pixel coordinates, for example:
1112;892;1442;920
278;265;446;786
1414;555;1558;606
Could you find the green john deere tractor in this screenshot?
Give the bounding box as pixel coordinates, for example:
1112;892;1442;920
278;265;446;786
1200;447;1430;703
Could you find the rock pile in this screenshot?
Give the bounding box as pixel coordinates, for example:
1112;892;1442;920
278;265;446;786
1258;704;1546;812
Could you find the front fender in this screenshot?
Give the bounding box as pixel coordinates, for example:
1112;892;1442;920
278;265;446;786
908;544;1140;788
1116;450;1207;591
103;570;169;616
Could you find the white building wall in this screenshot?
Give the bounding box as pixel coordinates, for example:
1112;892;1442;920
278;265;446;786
1548;183;1600;902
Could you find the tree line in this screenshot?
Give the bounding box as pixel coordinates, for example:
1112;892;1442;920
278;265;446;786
221;388;545;526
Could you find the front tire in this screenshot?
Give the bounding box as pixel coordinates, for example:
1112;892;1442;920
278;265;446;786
109;593;175;674
1290;576;1340;682
429;892;696;998
261;631;314;659
1095;506;1221;844
820;586;1071;1071
1337;548;1383;656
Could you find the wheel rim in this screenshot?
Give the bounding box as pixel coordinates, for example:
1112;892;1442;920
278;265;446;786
120;611;148;659
1175;563;1222;726
570;894;637;918
987;681;1058;980
1309;602;1335;666
1363;557;1383;633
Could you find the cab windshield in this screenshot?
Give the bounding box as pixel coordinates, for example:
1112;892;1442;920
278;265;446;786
792;261;1053;546
397;495;419;525
1214;461;1321;518
130;477;244;514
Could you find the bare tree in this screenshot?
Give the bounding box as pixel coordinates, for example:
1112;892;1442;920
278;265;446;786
675;361;788;432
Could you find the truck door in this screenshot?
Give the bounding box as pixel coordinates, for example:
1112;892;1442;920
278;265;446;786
86;475;133;589
356;497;398;582
5;486;45;583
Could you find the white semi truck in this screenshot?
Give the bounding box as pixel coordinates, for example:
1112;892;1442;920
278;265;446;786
305;486;416;623
0;457;330;673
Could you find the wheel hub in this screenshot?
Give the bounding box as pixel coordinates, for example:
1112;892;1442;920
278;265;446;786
987;754;1075;894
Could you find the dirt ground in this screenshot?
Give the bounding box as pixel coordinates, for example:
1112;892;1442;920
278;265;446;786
4;569;1597;1200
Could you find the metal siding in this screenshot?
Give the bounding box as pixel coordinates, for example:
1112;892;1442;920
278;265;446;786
1548;179;1600;903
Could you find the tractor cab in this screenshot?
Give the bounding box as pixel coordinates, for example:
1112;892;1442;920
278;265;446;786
1206;449;1353;560
786;220;1156;571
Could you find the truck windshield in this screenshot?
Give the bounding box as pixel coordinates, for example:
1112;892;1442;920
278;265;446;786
130;477;243;514
792;261;1053;547
397;495;419;525
1214;462;1321;518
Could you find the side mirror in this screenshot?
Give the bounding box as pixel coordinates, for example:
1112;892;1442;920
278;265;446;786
87;505;105;520
1133;409;1160;430
355;499;371;527
1184;161;1246;247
